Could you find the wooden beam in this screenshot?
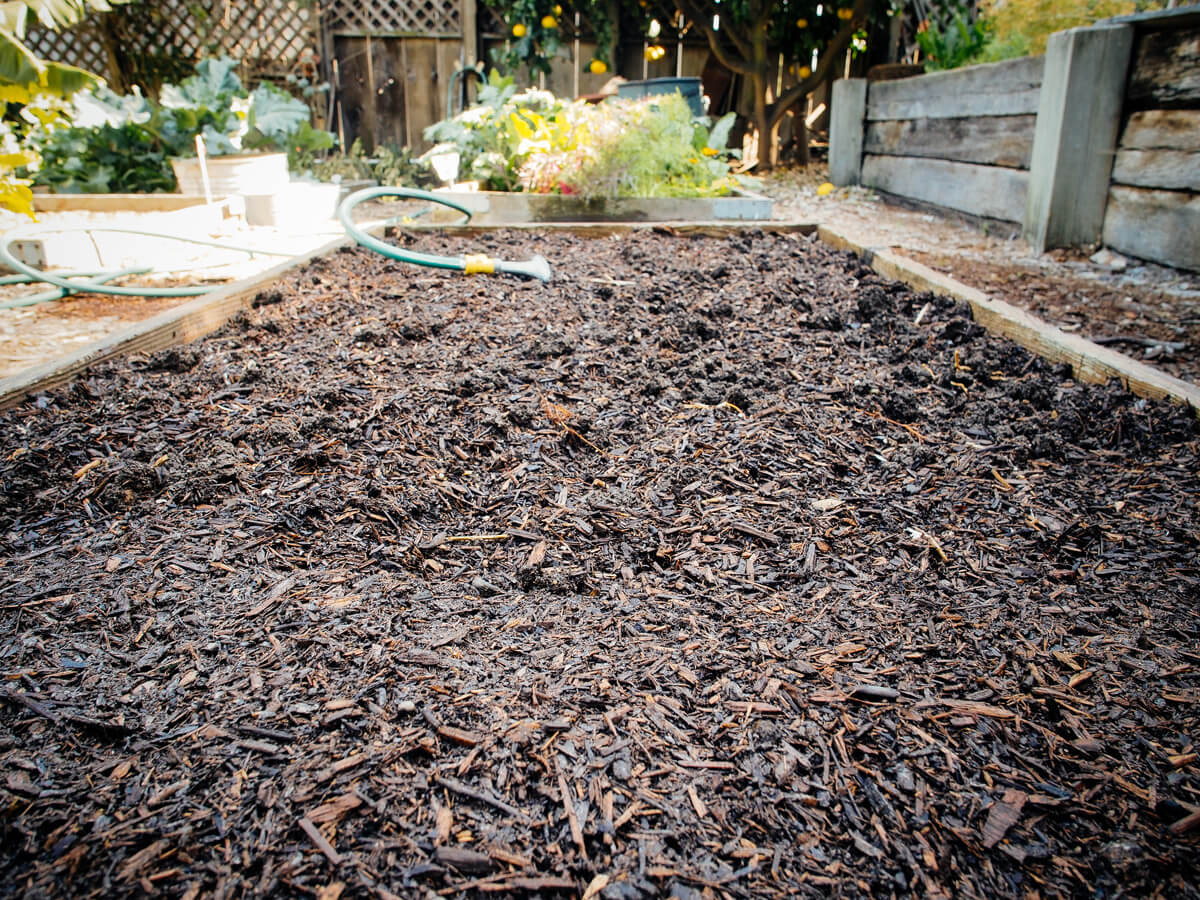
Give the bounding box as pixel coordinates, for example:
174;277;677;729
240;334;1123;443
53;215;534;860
461;0;477;66
1102;185;1200;273
861;154;1028;223
32;194;214;213
817;225;1200;414
829;78;867;187
1111;148;1200;191
866;56;1043;121
1120;110;1200;151
864;115;1034;169
1023;24;1133;252
1125;25;1200;110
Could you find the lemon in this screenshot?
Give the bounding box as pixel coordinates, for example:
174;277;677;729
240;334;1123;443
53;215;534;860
817;182;835;196
589;58;607;74
799;65;812;78
553;4;563;14
795;17;807;28
512;23;527;37
541;15;558;28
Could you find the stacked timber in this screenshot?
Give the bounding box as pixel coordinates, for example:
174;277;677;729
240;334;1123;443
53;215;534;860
859;56;1044;223
1102;25;1200;272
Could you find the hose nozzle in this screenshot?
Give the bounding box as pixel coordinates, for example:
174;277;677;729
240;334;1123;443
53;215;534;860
494;254;553;283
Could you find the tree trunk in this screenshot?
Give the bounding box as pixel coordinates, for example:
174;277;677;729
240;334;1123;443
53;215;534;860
751;70;770;170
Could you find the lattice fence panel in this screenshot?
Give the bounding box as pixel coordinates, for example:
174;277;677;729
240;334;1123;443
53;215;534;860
22;1;320;86
324;0;460;35
22;23;110;77
122;0;320;79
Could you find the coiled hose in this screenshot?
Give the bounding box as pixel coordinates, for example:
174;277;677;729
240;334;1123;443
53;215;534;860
0;227;292;303
337;186;552;282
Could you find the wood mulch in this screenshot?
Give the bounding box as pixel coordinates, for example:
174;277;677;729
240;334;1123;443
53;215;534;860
1;228;1197;899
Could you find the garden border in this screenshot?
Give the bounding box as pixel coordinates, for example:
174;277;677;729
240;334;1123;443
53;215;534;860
1;223;1196;415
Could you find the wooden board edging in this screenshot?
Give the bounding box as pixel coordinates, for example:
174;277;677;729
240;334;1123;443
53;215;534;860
817;225;1200;415
0;235;355;410
2;221;1195;418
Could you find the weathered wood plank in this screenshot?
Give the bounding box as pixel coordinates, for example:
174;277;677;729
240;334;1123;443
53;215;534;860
1024;24;1133;252
830;78;867;186
1102;185;1200;272
0;236;355;409
864;115;1035;169
818;225;1200;413
866;56;1044;121
1120;109;1200;151
1126;26;1200;109
1111;148;1200;191
32;194;212;212
404;39;443;154
861;154;1028;222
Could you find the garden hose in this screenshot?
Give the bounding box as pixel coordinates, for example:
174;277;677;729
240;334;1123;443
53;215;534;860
337;186;552;283
0;227;293;301
0;268;150;310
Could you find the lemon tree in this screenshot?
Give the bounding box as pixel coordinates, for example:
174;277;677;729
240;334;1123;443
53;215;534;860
483;0;884;169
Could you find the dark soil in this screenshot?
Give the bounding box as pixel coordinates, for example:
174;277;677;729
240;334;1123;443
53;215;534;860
1;228;1198;899
907;250;1200;386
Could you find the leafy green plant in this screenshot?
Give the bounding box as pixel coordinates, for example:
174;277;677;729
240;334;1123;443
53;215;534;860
306;138;436;188
423;78;744;199
24;58;335;194
916;2;993;70
524;94;742;199
158;57;331;157
1;0;113;214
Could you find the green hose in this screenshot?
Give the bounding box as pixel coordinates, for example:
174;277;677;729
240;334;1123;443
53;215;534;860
0;268;150;310
337;186;552;282
0;227;293;300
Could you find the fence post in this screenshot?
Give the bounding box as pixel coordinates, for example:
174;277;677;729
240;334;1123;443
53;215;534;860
1023;24;1133;252
829;78;867;186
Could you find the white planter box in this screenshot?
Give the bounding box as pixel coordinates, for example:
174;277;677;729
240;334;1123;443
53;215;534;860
171;153;289;197
243;182;341;227
428;189;773;225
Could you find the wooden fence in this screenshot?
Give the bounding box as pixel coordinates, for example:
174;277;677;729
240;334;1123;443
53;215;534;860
831;6;1200;272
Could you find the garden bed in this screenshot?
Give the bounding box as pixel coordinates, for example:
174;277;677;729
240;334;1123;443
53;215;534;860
428;190;773;225
1;228;1198;898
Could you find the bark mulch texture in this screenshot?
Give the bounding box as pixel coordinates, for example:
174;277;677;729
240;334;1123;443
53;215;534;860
1;229;1198;900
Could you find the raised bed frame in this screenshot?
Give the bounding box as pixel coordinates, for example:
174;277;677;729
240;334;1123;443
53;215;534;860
1;223;1197;415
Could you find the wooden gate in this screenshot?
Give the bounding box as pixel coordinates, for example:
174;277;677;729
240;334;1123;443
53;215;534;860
323;0;475;154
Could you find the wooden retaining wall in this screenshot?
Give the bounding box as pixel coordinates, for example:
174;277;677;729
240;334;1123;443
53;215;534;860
858;57;1043;224
831;8;1200;271
1102;23;1200;271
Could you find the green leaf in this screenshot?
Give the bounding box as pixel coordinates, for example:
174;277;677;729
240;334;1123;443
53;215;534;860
246;83;308;141
707;113;736;152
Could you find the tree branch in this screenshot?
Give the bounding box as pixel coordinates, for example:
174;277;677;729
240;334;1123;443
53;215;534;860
768;0;874;128
674;0;756;73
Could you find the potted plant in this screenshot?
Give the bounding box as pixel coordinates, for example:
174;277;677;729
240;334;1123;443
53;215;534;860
161;57;332;196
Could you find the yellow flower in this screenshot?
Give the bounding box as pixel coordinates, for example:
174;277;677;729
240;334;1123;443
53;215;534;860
799;65;812;78
689;157;700;164
701;146;719;157
795;17;807;28
541;15;558;28
817;182;835;196
589;58;607;74
512;23;527;37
